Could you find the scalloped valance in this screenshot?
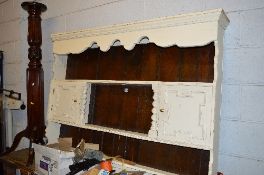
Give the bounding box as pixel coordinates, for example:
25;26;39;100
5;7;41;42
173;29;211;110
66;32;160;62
52;8;229;54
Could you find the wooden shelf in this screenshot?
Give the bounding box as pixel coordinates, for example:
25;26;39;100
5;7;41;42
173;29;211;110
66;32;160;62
0;149;35;175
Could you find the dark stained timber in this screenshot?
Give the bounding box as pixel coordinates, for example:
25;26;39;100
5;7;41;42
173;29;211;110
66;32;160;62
87;84;153;134
66;43;214;82
1;2;47;166
60;126;210;175
63;42;214;174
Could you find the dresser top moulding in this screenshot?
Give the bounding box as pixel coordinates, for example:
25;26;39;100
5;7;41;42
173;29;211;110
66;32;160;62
51;8;229;54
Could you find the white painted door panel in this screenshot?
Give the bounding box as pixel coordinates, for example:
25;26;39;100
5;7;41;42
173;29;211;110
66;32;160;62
48;81;91;125
157;85;213;148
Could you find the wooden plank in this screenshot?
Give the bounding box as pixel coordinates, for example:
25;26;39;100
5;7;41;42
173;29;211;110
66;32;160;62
60;126;210;175
66;43;214;82
88;84;153;134
63;43;214;174
0;149;35;175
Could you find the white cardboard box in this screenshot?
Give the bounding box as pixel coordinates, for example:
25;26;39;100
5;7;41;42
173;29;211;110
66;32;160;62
33;143;74;175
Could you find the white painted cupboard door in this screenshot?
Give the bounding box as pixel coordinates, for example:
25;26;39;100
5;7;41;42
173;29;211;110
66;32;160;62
157;84;213;149
48;81;91;125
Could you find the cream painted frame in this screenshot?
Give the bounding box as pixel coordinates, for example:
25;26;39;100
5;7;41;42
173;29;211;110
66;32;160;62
48;9;229;175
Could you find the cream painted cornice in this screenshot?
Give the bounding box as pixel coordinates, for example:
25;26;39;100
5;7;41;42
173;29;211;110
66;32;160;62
52;8;229;54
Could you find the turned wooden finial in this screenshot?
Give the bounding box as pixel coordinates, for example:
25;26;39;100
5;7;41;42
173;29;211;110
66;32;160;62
22;1;47;68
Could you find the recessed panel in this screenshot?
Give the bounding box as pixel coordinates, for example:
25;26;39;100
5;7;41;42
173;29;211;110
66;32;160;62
157;85;213;148
88;83;153;134
48;81;91;125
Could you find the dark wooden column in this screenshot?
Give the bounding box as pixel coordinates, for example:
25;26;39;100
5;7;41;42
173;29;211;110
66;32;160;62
0;2;47;165
22;1;47;144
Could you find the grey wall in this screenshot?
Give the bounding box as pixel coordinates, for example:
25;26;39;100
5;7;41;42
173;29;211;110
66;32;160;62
1;0;264;174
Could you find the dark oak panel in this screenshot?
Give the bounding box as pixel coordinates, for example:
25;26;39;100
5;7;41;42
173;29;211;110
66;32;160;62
60;125;210;175
97;46;126;80
66;49;100;80
158;46;182;81
63;42;215;174
66;43;215;82
88;84;153;134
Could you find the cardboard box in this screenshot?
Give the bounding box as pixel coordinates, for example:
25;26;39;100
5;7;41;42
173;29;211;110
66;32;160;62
33;143;74;175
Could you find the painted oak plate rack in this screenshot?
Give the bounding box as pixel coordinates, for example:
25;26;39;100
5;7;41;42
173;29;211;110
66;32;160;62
48;9;229;175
